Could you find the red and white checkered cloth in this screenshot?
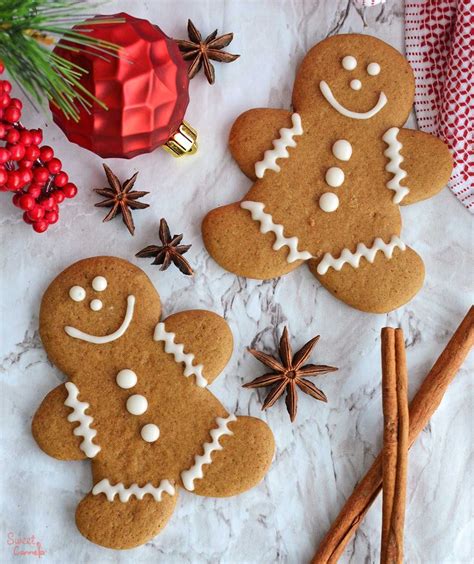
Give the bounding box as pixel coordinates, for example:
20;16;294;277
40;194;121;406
405;0;473;212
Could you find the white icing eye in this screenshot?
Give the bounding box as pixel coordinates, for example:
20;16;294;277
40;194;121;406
141;423;160;443
367;62;381;76
69;286;86;302
342;56;357;71
332;140;352;161
90;299;103;311
116;369;137;389
126;394;148;415
350;79;362;91
325;167;345;187
319;193;339;213
92;276;107;292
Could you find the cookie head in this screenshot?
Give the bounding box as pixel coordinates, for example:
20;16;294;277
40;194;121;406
39;257;161;373
292;34;414;127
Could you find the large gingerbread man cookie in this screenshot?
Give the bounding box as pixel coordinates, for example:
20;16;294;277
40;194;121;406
202;34;452;313
32;257;274;549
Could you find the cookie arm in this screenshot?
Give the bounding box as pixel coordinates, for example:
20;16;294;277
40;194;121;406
32;383;87;460
392;129;453;205
159;310;233;386
229;108;294;180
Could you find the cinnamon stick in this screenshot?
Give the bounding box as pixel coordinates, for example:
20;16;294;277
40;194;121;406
380;329;408;564
312;306;474;564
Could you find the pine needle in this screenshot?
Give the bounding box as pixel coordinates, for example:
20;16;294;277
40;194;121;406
0;0;122;121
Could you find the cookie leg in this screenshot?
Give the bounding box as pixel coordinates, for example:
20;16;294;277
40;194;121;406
202;202;301;279
185;415;274;497
309;245;425;313
76;487;178;549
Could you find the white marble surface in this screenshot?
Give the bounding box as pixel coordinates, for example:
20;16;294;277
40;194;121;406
1;1;473;562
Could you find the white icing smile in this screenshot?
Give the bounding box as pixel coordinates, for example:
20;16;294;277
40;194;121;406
319;81;387;120
65;295;135;344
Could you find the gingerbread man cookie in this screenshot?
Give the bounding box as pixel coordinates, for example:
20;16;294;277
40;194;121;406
32;257;274;549
203;34;452;313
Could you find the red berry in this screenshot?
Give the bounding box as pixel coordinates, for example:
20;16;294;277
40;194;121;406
19;130;32;146
9;143;25;161
0;167;8;185
9;98;22;110
24;145;40;161
30;129;43;145
33;167;49;183
0;123;6;138
23;212;34;224
47;157;62;174
45;210;59;224
6;128;20;143
39;146;54;162
4;106;21;123
19;194;35;211
33;220;48;233
0;147;10;163
52;189;65;204
0;62;4;74
0;93;10;109
2;80;11;93
19;159;33;169
42;196;55;211
6;171;21;191
27;185;42;198
53;171;68;187
62;183;77;198
12;193;22;207
19;168;32;184
27;206;45;221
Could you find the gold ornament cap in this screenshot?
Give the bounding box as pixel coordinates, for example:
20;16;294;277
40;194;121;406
163;121;198;157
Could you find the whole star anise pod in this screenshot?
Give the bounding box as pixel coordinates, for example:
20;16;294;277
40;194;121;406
243;327;338;422
176;19;240;84
135;218;193;275
93;164;149;236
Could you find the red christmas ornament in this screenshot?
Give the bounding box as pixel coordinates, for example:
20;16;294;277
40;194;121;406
51;13;197;159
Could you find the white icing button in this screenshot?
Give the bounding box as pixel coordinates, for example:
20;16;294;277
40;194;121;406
69;286;86;302
116;369;137;389
92;276;107;292
342;55;357;71
141;423;160;443
90;299;103;311
325;167;345;187
350;79;362;91
319;193;340;213
367;62;381;76
126;394;148;415
332;140;352;161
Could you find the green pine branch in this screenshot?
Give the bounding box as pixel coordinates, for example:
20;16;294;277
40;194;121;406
0;0;122;121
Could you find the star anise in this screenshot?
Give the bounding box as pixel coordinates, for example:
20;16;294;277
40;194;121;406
135;218;193;276
94;164;149;236
243;327;338;422
176;19;240;85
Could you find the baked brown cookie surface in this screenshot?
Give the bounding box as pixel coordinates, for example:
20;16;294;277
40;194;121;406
32;256;274;549
203;34;452;313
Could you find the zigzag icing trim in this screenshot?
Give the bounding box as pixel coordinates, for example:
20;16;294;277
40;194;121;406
383;127;410;204
317;236;406;275
255;113;303;178
153;322;207;388
64;382;101;458
241;201;313;263
92;478;175;502
181;414;237;491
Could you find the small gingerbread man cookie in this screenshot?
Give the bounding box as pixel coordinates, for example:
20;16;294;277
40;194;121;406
202;34;452;313
32;257;274;549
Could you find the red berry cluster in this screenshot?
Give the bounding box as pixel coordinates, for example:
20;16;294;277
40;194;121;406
0;62;78;233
